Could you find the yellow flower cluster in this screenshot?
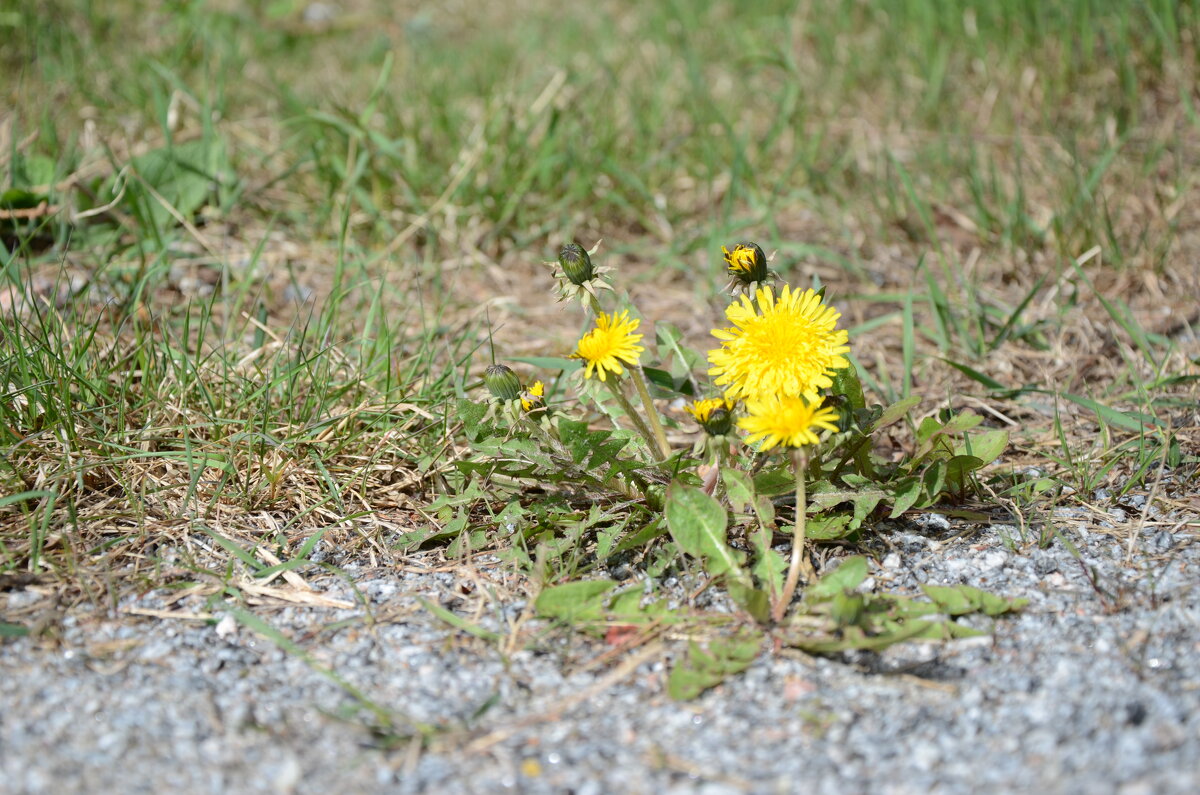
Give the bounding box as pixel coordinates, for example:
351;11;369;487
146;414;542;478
703;266;851;450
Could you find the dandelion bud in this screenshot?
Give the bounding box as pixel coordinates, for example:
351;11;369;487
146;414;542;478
484;364;522;402
722;242;769;285
686;398;736;436
558;242;596;286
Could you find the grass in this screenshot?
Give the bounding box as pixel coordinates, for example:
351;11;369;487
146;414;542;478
2;0;1198;672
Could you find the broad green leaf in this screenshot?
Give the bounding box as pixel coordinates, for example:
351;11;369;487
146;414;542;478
535;580;619;622
921;460;947;499
750;540;786;598
664;484;744;579
829;592;865;626
956;429;1008;465
944;454;985;493
806;556;869;599
127;139;222;227
829;361;867;412
0;188;46;210
721;468;756;513
849;491;884;530
446;529;487;558
888;477;924;518
609;519;668;558
869;396;921;433
726;582;771;624
606;588;673;623
655;322;703;374
667;631;762;700
642;366;694;396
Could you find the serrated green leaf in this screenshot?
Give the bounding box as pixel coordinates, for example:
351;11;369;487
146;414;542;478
457;398;490;441
808;483;889;513
805;513;853;540
920;584;1027;616
753;494;776;528
664;484;745;579
753;466;795;496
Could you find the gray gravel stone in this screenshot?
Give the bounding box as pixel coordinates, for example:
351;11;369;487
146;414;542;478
2;510;1198;794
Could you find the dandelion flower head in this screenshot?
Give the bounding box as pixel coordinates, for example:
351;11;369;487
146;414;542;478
573;310;644;381
708;284;850;402
738;394;840;451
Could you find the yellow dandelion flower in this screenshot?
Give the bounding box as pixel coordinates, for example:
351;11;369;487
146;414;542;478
738;394;840;452
685;397;736;435
708;284;850;402
520;380;545;412
572;310;644;381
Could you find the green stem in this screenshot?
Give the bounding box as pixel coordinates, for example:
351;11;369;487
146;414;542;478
604;378;660;459
629;365;671;460
773;448;810;623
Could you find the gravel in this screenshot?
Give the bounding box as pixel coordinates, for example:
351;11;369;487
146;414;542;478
2;509;1198;794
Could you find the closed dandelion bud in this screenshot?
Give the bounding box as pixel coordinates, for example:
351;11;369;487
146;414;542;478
484;364;522;402
722;242;769;285
558;242;595;286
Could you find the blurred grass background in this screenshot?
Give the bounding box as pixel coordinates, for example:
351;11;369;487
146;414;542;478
1;0;1197;588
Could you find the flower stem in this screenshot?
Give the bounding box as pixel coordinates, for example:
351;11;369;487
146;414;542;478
604;378;661;458
629;366;671;460
773;448;811;623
